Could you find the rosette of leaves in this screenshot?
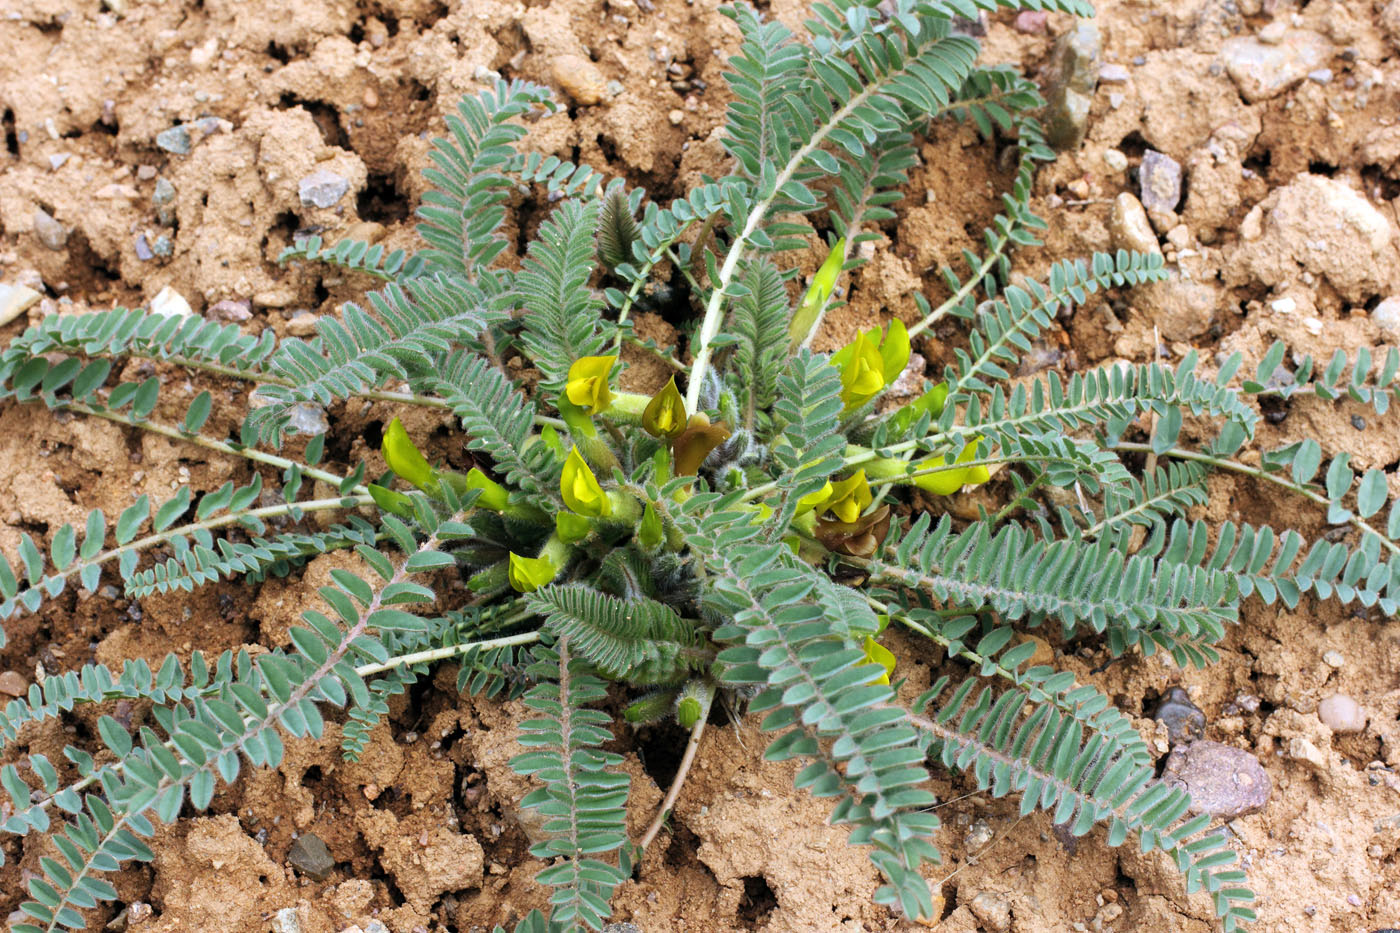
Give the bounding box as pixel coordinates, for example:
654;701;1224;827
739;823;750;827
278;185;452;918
11;2;1400;932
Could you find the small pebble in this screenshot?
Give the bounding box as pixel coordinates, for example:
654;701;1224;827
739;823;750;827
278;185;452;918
1139;149;1183;214
1109;193;1161;256
134;234;154;261
964;818;993;850
1323;649;1345;668
32;208;69;251
298;169;350;209
1013;10;1047;33
1098;63;1130;83
1258;20;1287;44
969;892;1011;933
363;87;378;109
1102;149;1128;172
155;124;192;155
152;177;177;225
0;283;42;326
1351;415;1366;430
1153;686;1206;747
1372;296;1400;335
47;152;71;171
1317;694;1366;733
287;310;319;337
1270;296;1296;314
668;109;684;125
272;908;301;933
0;670;28;697
208;299;252;323
1162;740;1271;818
150;286;192;317
137;164;157;181
1307;68;1333;84
551;54;608;105
287;833;336;880
151;235;173;257
600;925;642;933
288;402;329;436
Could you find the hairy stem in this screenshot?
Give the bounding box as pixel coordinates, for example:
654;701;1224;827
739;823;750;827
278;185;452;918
639;681;715;851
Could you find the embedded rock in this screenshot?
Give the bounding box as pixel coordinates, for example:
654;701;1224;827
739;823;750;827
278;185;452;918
1153;686;1206;747
1043;24;1100;151
298;169;350;208
1139;149;1183;215
1317;694;1366;734
551;54;608;106
1220;31;1332;102
1162;740;1271;819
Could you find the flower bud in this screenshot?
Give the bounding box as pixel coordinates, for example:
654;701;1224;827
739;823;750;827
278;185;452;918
507;552;557;593
914;439;991;496
382;417;438;494
464;468;509;512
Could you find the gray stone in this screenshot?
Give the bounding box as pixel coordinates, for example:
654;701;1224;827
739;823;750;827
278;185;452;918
152;177;177;225
969;892;1011;932
1307;68;1333;84
1098;63;1130;84
1153;686;1206;747
298;168;350;208
1373;297;1400;335
287;832;336;880
155;124;192;154
601;925;642;933
32;208;69;251
1162;740;1271;819
48;152;71;171
208;298;252;323
1220;31;1332;102
151;235;173;257
1139;149;1182;214
286;310;319;337
134;234;154;261
1317;694;1366;733
1043;24;1100;151
287;402;329;436
364;923;390;933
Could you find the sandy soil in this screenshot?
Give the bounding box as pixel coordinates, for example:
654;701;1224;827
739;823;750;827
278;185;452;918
3;0;1400;931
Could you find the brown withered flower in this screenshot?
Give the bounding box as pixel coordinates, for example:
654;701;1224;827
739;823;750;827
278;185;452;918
814;504;891;557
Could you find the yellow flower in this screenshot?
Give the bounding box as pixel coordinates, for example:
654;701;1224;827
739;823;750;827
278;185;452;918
564;355;618;415
830;320;910;412
860;635;896;686
561;447;611;517
795;480;833;514
642;377;687;439
914;439;991;496
382;417;438;494
508;552;557;593
816;470;872;523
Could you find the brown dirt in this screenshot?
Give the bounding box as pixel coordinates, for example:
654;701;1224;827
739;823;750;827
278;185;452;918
3;0;1400;931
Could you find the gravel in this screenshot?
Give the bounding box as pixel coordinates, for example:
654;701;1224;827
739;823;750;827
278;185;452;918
1317;694;1366;733
155;124;192;154
1139;149;1183;214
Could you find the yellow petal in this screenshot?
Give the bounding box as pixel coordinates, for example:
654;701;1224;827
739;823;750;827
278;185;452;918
914;439;990;496
839;332;888;411
819;470;872;524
